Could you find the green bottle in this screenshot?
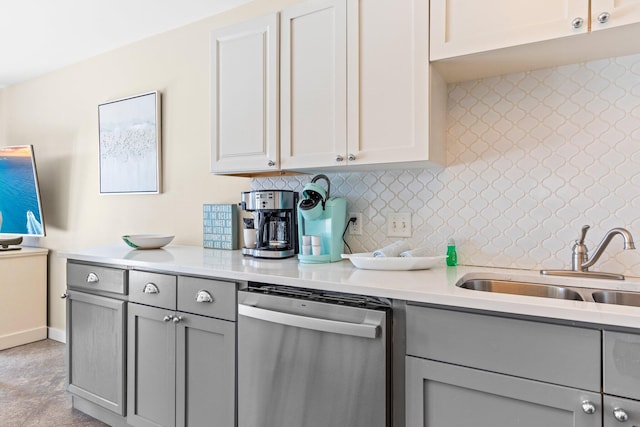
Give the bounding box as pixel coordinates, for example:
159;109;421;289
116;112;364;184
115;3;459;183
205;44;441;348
446;238;457;266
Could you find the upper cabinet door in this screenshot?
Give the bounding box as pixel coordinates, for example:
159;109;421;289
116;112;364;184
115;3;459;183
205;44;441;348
591;0;640;31
430;0;588;60
280;0;356;170
357;0;445;168
211;14;279;174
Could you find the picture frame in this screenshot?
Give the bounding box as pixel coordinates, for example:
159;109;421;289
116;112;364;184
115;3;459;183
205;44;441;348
98;91;161;194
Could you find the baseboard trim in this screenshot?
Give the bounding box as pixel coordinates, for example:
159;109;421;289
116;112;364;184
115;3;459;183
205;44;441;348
47;327;66;343
0;327;48;350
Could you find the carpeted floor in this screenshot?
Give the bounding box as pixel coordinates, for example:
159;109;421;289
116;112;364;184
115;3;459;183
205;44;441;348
0;339;108;427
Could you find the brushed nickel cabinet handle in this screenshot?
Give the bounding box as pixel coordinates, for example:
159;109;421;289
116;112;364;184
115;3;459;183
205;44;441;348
86;273;99;283
571;17;584;28
613;407;629;422
196;290;214;303
581;400;596;415
597;11;610;24
143;283;160;294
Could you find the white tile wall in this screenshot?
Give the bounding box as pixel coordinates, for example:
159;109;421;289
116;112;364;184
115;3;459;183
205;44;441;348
253;53;640;277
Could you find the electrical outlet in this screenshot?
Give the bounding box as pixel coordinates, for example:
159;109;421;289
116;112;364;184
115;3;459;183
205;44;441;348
387;212;411;237
348;212;362;235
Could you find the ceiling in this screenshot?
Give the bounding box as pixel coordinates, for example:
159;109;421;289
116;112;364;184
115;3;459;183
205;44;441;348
0;0;252;88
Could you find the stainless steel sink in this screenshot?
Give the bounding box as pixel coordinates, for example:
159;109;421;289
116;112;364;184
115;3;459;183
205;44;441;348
458;279;585;301
592;290;640;307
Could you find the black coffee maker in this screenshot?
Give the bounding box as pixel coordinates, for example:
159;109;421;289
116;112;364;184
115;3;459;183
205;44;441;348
240;190;298;259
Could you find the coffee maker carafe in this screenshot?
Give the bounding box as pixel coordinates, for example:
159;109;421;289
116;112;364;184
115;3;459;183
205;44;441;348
297;175;347;263
240;190;298;259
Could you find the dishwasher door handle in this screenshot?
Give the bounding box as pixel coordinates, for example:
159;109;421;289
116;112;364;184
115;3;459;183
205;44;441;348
238;304;381;339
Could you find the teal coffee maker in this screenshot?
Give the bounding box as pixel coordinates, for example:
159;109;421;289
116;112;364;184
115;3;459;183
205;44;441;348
297;174;347;264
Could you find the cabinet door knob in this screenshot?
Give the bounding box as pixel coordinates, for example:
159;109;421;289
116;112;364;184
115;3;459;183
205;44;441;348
571;17;584;28
163;315;173;322
267;160;276;167
597;11;610;24
335;154;344;162
143;283;160;294
348;153;356;161
196;290;214;303
172;316;183;324
60;293;69;299
581;400;597;415
86;272;99;283
613;408;629;422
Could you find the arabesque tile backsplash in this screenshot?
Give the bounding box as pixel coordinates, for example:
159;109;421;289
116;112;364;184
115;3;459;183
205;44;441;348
253;53;640;277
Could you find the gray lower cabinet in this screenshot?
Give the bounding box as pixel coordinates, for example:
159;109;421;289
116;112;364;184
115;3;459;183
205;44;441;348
65;262;128;425
127;303;176;427
405;304;602;427
127;272;236;427
406;356;600;427
67;290;126;415
603;331;640;426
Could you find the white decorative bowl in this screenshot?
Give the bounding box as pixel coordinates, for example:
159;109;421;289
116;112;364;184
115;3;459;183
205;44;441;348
122;234;174;249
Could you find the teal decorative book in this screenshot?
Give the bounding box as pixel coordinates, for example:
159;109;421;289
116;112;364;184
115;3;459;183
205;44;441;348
203;204;238;250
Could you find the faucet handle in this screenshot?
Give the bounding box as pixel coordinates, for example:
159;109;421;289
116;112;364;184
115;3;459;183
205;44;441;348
578;225;590;244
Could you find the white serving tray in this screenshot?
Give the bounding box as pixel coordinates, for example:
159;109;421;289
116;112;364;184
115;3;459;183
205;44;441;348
341;253;446;271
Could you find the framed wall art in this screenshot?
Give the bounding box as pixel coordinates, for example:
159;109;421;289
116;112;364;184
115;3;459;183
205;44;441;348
98;91;161;194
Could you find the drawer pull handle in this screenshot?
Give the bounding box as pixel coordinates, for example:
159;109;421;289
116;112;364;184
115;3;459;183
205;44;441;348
163;315;173;322
196;290;214;303
143;283;160;294
172;316;183;324
613;408;629;422
60;293;69;299
86;273;99;283
582;401;597;415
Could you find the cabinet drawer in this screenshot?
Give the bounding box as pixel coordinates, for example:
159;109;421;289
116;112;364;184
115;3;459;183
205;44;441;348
177;276;236;321
406;305;601;391
67;262;126;295
129;270;176;310
604;331;640;401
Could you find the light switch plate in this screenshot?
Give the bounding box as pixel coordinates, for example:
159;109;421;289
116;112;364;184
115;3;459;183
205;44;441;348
387;212;411;237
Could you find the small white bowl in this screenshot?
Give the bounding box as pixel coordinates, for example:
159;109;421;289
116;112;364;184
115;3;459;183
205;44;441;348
122;234;174;249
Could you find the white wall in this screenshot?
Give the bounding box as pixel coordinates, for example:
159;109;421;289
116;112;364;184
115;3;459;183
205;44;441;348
1;0;302;334
256;53;640;278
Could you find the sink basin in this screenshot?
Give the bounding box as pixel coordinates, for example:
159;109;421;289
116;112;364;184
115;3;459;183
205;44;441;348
592;290;640;307
458;279;585;301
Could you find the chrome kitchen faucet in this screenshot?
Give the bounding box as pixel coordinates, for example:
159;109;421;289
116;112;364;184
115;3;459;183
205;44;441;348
541;225;636;280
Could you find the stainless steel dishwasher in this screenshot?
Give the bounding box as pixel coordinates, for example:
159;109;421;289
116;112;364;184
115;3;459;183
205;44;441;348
238;283;392;427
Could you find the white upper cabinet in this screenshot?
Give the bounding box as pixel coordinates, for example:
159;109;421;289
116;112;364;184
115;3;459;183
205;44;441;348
591;0;640;31
279;0;355;170
281;0;445;171
356;0;445;168
431;0;640;82
210;14;279;174
430;0;588;60
210;0;445;174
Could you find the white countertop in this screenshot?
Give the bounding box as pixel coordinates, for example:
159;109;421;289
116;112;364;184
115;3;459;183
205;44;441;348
61;244;640;330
